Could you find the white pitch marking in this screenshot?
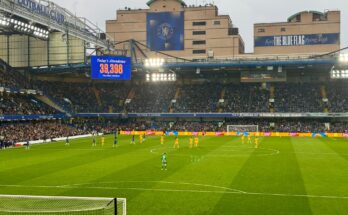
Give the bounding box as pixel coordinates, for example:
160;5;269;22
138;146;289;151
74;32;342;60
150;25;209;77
67;181;245;194
291;152;348;155
1;181;348;199
150;145;280;157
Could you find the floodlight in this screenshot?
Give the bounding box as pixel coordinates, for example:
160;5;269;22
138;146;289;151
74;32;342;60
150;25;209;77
144;58;165;68
339;54;348;63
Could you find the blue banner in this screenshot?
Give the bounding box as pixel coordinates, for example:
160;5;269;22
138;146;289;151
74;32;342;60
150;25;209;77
166;131;179;136
255;33;339;47
0;114;66;121
91;56;132;80
312;133;328;137
147;12;184;51
75;113;348;118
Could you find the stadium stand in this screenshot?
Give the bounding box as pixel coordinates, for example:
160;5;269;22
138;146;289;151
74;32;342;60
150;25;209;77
97;83;130;113
327;82;348;112
126;83;175;113
174;83;222;113
32;81;348;114
223;84;270;112
330;122;348;133
0;118;347;144
1;66;347;146
0;93;59;115
70;119;347;133
0;59;31;89
274;83;323;113
36;81;99;113
0;121;88;146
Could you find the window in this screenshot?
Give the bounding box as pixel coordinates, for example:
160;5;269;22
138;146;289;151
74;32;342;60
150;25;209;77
193;21;206;26
213;20;221;25
295;14;301;22
192;40;206;45
313;13;327;21
193;31;206;35
281;27;286;32
228;28;239;35
258;28;265;33
193;50;206;54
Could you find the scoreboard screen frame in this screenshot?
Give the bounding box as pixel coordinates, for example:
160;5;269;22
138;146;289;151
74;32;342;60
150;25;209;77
91;56;132;80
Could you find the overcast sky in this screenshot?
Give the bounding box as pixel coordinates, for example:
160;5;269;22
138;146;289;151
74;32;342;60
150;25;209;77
55;0;346;53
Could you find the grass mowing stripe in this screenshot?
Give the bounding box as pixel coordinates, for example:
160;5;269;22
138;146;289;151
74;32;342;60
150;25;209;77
293;137;348;215
322;137;348;161
130;136;254;215
292;137;348;196
2;136;192;198
0;136;163;197
0;139;100;168
0;150;99;185
0;135;147;185
2;136;348;215
120;136;244;215
210;137;313;215
21;139;161;186
55;136;231;215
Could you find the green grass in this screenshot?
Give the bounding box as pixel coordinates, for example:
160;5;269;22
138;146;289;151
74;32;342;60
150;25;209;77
1;135;348;214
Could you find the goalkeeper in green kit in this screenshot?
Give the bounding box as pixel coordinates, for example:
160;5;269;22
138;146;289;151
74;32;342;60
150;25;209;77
161;153;167;170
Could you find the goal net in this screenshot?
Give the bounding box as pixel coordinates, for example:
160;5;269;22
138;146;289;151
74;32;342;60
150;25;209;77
0;195;126;215
227;125;259;133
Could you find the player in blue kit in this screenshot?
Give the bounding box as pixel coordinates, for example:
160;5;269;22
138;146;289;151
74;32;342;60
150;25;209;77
25;140;30;150
113;130;118;147
131;134;135;144
92;132;97;147
65;136;70;146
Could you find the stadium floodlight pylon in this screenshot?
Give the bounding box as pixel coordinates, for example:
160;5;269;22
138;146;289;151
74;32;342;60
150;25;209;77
227;125;259;133
0;194;126;215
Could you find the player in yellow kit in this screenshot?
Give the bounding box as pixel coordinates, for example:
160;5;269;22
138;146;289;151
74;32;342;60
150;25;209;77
173;137;180;149
247;135;252;144
189;137;194;148
139;134;143;144
194;136;199;148
160;134;164;145
241;134;245;144
255;137;260;148
101;136;105;147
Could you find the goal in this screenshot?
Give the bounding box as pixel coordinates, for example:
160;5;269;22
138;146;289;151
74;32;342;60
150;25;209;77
227;125;259;133
0;194;126;215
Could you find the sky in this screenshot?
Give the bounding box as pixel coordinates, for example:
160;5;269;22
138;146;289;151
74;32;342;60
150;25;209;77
54;0;346;53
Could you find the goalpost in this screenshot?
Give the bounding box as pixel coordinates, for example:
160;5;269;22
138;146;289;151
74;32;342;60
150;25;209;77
227;125;259;133
0;194;126;215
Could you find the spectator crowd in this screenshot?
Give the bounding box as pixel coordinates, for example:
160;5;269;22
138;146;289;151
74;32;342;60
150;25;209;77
31;81;348;114
0;119;347;147
0;67;347;147
0;121;88;147
0;94;59;115
0;59;32;89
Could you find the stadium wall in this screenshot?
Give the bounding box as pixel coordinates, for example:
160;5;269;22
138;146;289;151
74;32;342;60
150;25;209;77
106;0;245;59
0;32;85;67
254;10;340;54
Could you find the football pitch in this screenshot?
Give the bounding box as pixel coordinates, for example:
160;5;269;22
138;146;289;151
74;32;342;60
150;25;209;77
1;135;348;214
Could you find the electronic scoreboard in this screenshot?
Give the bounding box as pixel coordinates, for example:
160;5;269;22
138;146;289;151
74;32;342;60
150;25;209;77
91;56;131;80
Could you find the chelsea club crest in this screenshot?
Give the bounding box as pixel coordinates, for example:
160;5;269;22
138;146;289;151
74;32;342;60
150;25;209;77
157;23;174;40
